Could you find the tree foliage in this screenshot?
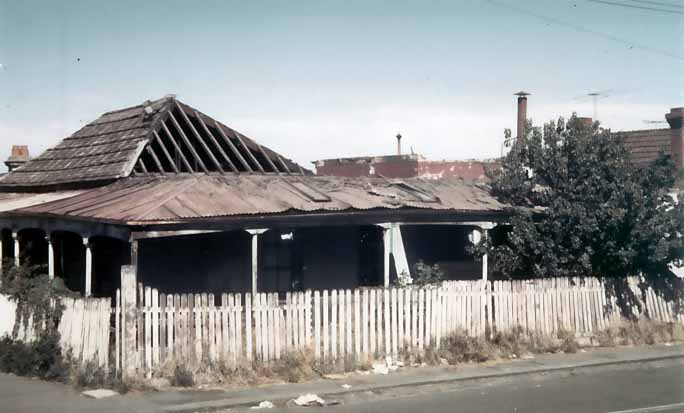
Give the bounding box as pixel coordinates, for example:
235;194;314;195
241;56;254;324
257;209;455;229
484;115;684;281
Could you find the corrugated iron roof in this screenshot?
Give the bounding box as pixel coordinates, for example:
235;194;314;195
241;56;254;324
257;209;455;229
0;191;85;213
6;175;509;224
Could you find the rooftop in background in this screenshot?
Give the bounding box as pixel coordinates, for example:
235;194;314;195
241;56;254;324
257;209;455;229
313;154;497;182
0;96;310;191
618;107;683;169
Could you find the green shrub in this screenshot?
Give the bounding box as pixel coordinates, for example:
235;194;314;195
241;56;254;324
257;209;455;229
0;331;69;381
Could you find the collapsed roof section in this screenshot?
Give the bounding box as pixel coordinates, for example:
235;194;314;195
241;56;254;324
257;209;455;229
0;96;309;190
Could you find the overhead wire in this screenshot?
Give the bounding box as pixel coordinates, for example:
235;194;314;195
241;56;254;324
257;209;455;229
588;0;683;15
486;0;684;60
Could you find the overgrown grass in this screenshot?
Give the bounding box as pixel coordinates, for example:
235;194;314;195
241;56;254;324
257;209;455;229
593;319;684;347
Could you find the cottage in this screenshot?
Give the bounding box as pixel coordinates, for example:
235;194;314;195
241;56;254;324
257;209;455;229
0;96;510;298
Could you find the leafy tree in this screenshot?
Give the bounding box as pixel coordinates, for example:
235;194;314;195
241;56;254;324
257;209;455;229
483;115;684;284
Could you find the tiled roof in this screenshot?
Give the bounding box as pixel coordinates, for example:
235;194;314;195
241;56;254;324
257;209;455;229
4;175;510;224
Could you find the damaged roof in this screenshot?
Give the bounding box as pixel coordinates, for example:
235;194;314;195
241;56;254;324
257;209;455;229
3;175;509;225
0;96;309;189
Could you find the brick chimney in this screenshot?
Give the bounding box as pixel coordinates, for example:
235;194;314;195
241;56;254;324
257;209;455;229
5;145;29;172
666;107;684;169
514;91;530;143
577;117;593;128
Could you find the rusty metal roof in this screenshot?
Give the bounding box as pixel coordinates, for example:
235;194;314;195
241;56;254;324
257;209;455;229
0;191;85;213
6;175;509;224
0;96;309;189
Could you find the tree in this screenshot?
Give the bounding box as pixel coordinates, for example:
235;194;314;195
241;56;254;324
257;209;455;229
483;115;684;283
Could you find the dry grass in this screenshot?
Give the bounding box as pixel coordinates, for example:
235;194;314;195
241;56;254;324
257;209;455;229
593;319;684;347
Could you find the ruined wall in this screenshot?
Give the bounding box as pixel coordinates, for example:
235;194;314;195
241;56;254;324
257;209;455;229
417;160;496;182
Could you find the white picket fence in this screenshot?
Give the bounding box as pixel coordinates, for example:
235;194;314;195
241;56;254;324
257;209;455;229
113;275;684;374
0;294;111;368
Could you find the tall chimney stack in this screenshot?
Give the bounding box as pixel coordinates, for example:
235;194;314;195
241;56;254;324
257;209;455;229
5;145;29;172
396;133;402;156
514;91;530;144
666;107;684;169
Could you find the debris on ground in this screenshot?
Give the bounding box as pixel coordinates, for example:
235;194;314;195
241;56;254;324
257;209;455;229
372;362;389;375
81;389;119;399
251;401;274;409
293;394;326;407
341;384;352;389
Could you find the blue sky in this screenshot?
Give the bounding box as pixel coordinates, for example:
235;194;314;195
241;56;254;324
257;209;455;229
0;0;682;171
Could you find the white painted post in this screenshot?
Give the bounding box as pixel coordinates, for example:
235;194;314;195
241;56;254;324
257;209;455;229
121;265;137;379
246;229;268;297
12;231;19;267
382;228;391;288
46;234;55;280
84;237;92;297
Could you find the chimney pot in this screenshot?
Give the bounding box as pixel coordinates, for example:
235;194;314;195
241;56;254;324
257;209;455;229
666;107;684;169
5;145;30;172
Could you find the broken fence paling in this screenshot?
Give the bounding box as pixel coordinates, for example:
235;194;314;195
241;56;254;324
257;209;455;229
0;294;111;368
114;276;684;373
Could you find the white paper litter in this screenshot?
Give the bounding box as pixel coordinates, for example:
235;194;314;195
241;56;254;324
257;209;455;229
251;401;274;409
372;362;389;375
81;389;119;399
341;384;352;389
293;394;326;407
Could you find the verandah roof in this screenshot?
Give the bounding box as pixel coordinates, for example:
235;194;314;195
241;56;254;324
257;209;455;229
1;175;510;226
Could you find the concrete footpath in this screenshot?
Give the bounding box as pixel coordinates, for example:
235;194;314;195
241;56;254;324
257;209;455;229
146;343;684;412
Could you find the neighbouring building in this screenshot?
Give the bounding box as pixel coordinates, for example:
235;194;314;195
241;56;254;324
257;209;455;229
0;96;511;299
313;154;497;182
620;107;684;170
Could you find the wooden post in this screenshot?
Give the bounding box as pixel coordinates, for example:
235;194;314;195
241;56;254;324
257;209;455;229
130;239;139;267
46;234;55;280
246;229;267;297
84;237;92;297
12;231;19;267
121;265;137;378
382;228;391;288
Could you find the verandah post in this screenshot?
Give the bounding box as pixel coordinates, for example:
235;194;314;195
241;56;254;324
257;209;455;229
246;229;268;297
120;265;138;378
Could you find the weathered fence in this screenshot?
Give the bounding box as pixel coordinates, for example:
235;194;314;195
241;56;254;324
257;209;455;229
114;274;683;374
0;294;111;368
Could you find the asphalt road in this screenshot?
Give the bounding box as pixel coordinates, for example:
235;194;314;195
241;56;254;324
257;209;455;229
0;359;682;412
246;360;684;413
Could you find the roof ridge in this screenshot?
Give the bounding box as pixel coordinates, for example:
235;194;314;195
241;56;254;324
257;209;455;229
101;95;176;116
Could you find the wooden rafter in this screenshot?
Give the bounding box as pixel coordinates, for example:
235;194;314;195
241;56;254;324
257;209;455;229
146;146;165;174
276;155;292;174
137;158;149;174
194;111;239;174
232;130;265;173
213;120;253;173
175;102;224;174
168;112;210;174
258;144;281;174
159;125;195;173
152;131;180;174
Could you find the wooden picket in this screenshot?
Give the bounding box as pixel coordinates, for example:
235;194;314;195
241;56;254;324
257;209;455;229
109;274;684;374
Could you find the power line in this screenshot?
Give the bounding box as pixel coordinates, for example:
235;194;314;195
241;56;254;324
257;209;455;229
588;0;684;15
625;0;684;9
486;0;684;60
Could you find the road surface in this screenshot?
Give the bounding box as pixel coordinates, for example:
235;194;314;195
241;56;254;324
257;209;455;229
242;360;684;413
